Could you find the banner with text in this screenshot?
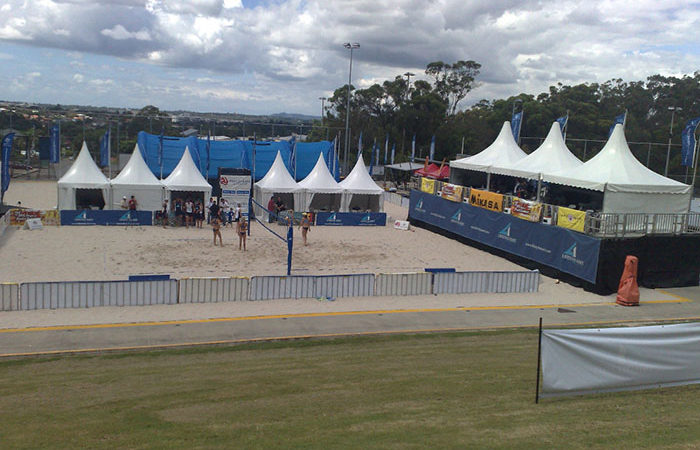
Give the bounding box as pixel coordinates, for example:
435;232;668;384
219;173;251;215
409;190;600;283
420;177;436;194
60;210;153;226
556;206;587;233
9;209;60;226
469;188;503;213
511;198;542;222
315;212;387;226
440;183;463;202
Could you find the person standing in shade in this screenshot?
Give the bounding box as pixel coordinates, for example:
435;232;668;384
184;198;194;228
299;212;311;246
267;195;276;223
128;195;138;211
234;203;242;223
237;216;248;251
211;215;223;246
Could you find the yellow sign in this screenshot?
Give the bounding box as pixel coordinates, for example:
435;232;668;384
469;188;503;212
8;209;60;226
420;177;436;194
557;206;586;233
440;183;463;202
511;198;543;222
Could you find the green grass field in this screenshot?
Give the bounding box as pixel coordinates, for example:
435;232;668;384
1;330;699;449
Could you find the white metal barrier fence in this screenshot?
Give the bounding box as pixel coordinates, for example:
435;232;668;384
374;272;433;296
179;277;250;303
20;280;178;310
250;274;375;301
433;270;540;294
0;283;20;311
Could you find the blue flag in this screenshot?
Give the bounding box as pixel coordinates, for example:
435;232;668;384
384;134;389;165
411;134;416;162
369;143;376;176
49;123;60;163
99;129;110;168
357;131;363;154
681;117;700;167
556;115;568;135
429;135;435;161
511;111;523;142
608;112;627;138
390;143;395;165
2;132;15;195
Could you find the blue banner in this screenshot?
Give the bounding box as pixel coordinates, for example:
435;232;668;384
315;212;387;226
556;115;568;135
681;117;700;167
411;134;416;162
49;123;60;163
390;143;396;165
60;210;153;226
511;111;523;141
99;130;110;168
409;190;600;283
429;135;435;161
2;132;15;195
608;112;626;138
384;134;389;165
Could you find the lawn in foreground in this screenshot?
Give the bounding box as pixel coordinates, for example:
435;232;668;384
1;330;699;449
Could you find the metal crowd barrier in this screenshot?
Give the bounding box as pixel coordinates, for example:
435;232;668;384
374;272;433;296
250;274;374;301
5;270;540;311
179;277;250;303
0;283;20;311
20;280;177;310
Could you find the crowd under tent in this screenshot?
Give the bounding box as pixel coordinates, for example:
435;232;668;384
543;124;692;214
489;122;583;201
253;151;303;220
339;155;385;212
449;121;528;189
298;153;343;212
57;142;110;210
162;146;212;205
110;144;165;211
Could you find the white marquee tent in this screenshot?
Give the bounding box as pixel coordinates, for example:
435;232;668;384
253;151;303;220
163;146;212;202
57;142;110;210
339;155;385;212
110;144;165;211
543;124;692;214
298;153;343;212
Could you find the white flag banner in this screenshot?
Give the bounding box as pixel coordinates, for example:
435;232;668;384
541;322;700;398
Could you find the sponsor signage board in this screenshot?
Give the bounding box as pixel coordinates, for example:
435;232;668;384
9;209;59;226
557;206;587;233
315;212;387;226
511;198;543;222
440;183;463;202
60;210;153;226
219;173;251;216
409;190;600;283
469;188;503;212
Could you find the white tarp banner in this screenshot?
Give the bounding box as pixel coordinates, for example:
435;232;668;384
541;322;700;398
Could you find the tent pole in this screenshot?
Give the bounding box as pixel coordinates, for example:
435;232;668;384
536;175;542;202
486;170;491;191
689;137;699;212
535;317;543;404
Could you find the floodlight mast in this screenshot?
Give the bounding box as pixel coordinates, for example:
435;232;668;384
343;42;360;175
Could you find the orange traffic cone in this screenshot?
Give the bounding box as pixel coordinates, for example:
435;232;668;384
616;255;640;306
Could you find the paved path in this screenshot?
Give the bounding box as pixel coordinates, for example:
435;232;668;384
1;287;698;357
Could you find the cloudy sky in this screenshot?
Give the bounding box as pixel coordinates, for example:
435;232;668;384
0;0;699;116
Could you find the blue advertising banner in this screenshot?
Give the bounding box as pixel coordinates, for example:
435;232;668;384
409;190;600;283
2;132;15;195
315;212;387;226
60;210;153;226
49;123;60;163
681;117;700;167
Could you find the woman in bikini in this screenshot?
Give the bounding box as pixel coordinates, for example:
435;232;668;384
237;217;248;251
299;213;311;246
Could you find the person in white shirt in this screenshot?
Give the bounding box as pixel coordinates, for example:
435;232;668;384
220;198;230;227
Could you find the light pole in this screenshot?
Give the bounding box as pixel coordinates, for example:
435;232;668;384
664;106;681;177
343;42;360;175
318;97;326;126
401;72;415;156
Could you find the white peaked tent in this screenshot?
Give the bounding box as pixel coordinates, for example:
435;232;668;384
298;153;343;212
490;122;582;179
543;124;692;214
253;151;303;220
339;155;385;212
451;122;528;172
110;144;165;211
57;142;110;210
163;146;212;202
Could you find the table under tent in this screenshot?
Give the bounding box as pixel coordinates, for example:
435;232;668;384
298;153;343;212
57;142;110;210
253;151;303;221
543;124;692;214
485;121;584;204
339;155;385;212
162;146;212;206
110;144;165;211
449;121;528;193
